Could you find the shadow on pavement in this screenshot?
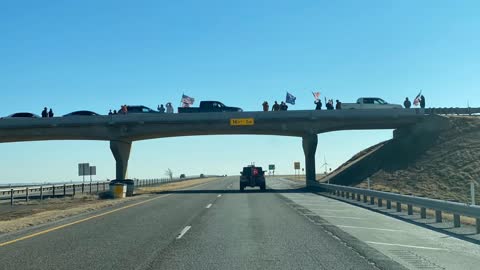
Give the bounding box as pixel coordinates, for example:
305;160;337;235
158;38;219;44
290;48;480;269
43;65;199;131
153;188;310;195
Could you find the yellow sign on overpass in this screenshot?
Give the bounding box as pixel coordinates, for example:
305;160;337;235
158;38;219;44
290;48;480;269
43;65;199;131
230;118;255;126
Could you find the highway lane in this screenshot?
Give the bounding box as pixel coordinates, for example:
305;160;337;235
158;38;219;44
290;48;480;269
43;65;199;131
0;176;403;270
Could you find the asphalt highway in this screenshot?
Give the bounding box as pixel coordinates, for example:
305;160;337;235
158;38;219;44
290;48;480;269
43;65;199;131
0;177;408;269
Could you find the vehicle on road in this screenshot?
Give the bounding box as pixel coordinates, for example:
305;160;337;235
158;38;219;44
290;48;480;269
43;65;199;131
240;165;266;191
121;105;158;114
178;101;243;113
342;97;402;110
5;112;40;118
63;110;100;117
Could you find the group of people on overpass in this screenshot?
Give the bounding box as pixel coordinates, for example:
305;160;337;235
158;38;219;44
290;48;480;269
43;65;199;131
404;95;426;109
41;107;54;117
262;101;289;111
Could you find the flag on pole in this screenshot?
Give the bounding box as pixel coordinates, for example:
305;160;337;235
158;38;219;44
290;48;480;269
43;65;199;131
181;94;195;107
413;90;422;106
286;92;296;105
312;92;320;101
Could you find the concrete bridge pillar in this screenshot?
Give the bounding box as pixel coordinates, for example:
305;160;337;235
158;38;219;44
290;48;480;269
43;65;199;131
302;134;318;187
110;140;132;180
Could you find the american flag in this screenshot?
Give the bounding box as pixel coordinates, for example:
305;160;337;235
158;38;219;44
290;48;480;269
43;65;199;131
413;91;422;106
312;91;320;100
181;94;195;107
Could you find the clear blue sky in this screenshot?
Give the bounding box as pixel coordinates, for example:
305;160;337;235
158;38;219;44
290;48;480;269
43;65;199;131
1;1;479;183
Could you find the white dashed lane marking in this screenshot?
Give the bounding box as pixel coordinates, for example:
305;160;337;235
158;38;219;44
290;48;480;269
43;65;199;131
176;226;192;239
206;204;212;209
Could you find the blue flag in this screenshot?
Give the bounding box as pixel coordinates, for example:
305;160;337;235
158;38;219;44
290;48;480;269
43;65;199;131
286;92;296;105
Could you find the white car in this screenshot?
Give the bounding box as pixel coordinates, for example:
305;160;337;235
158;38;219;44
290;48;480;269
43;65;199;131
342;97;402;109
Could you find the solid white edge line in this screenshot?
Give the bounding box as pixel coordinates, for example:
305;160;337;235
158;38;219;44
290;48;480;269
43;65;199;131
320;215;364;220
365;241;448;251
176;226;192;239
337;225;404;232
206;204;212;208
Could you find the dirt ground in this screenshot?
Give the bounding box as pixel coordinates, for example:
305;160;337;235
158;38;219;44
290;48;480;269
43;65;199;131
0;177;220;234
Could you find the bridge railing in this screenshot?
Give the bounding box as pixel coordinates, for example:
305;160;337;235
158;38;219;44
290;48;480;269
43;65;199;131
0;175;219;205
313;182;480;234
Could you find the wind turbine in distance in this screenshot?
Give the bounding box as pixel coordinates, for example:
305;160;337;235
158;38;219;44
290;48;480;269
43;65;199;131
321;156;330;175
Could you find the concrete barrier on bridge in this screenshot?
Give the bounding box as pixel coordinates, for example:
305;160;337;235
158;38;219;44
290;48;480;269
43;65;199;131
110;183;126;199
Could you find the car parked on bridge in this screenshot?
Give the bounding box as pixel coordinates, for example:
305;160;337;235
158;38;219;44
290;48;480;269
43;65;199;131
178;101;243;113
63;110;101;117
240;165;266;191
342;97;403;110
5;112;40;118
121;105;158;114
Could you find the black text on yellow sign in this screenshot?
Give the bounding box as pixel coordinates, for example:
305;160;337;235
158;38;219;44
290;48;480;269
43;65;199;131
230;118;255;126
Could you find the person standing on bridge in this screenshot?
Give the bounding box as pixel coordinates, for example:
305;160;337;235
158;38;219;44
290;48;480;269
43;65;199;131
41;107;48;118
262;101;269;111
158;104;165;113
48;108;54;117
314;99;322;110
166;102;174;113
272;101;280;111
403;97;411;109
280;101;288;111
420;95;426;108
335;100;342;110
108;110;113;115
121;105;128;114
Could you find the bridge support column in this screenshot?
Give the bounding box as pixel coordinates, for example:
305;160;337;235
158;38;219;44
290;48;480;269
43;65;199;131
302;134;318;188
110;140;132;180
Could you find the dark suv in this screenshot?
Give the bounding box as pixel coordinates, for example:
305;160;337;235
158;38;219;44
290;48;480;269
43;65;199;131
121;105;157;113
239;165;266;191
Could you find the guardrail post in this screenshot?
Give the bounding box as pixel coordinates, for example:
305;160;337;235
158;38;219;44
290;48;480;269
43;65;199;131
53;185;56;197
89;183;92;194
420;207;426;218
356;193;361;201
346;192;350;199
97;182;99;192
73;184;76;197
453;214;461;228
40;186;43;201
63;184;66;197
363;194;368;203
476;219;480;234
103;182;106;191
370;196;375;205
396;202;401;212
407;204;413;215
386;200;391;209
81;183;84;194
341;191;344;197
378;198;383;207
25;187;29;203
10;189;14;206
435;210;442;222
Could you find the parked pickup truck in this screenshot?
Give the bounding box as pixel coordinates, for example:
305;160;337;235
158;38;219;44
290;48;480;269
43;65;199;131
342;97;402;110
178;101;243;113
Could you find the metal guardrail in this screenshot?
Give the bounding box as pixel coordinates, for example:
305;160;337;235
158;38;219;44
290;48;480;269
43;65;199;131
426;107;480;115
314;183;480;234
0;175;217;205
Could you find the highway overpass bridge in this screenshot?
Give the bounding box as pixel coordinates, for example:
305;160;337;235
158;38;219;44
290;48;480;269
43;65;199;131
0;109;432;186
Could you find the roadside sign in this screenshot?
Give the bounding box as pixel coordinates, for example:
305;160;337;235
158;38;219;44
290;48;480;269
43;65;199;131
78;163;90;176
294;162;300;170
230;118;254;126
89;166;96;176
269;164;275;170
